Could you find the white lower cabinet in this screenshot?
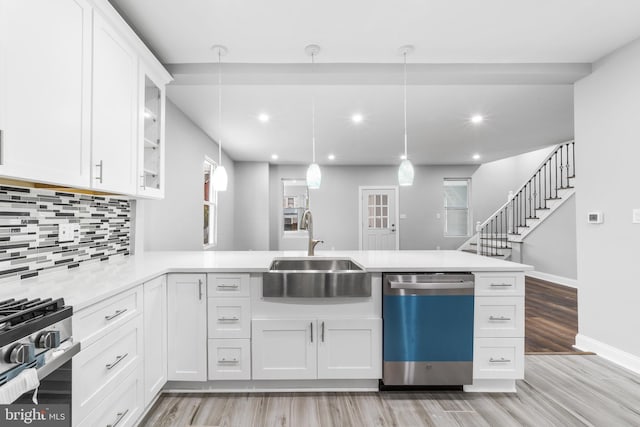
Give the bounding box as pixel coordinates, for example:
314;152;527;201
143;275;167;406
252;318;382;380
473;337;524;379
72;300;143;425
77;366;143;427
470;272;525;388
252;319;316;380
167;274;207;381
317;318;382;379
208;339;251;380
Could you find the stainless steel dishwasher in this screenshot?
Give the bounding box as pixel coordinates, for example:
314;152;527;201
382;273;474;386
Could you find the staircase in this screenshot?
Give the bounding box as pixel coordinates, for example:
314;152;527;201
459;141;575;260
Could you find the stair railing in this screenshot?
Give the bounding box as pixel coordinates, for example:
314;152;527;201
476;141;575;256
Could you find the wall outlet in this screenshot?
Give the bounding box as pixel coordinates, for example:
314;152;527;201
400;213;407;219
587;211;603;224
58;223;77;243
633;209;640;224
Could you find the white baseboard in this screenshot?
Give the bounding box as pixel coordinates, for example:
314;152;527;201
526;271;578;288
575;334;640;375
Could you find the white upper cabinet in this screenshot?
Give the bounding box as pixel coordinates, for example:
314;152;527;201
0;0;91;187
91;10;138;195
137;68;166;198
0;0;171;197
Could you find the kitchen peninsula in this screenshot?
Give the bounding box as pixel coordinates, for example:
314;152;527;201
0;250;530;425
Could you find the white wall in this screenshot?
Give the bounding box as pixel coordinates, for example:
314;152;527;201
234;162;270;250
267;164;478;251
143;100;236;251
471;145;556;225
521;196;577;280
575;37;640;361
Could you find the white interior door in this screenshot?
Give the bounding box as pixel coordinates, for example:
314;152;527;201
361;187;398;250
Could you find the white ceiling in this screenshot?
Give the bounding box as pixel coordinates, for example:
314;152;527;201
110;0;640;165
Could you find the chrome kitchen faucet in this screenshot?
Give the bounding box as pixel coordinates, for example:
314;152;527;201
300;210;323;256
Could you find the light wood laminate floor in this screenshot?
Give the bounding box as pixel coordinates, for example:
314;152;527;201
140;355;640;427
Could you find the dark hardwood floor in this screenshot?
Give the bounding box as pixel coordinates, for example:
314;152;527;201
525;276;589;354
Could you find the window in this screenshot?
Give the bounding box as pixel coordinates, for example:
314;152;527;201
444;178;471;237
204;159;218;247
282;179;309;236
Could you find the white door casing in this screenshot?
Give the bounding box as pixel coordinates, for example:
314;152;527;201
359;186;399;250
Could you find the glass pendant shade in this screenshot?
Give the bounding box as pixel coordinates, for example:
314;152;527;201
212;165;228;192
306;163;321;189
398;159;414;186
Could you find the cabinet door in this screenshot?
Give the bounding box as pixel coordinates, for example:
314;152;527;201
92;11;138;195
0;0;91;187
137;68;166;198
251;319;316;380
317;318;382;379
143;275;167;406
167;274;207;381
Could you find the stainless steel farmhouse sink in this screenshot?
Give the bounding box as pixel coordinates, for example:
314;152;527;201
263;257;371;298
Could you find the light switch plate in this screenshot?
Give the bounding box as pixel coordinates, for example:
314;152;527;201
58;223;76;243
633;209;640;224
400;213;407;219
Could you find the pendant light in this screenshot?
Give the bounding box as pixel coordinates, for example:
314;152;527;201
305;44;321;189
211;45;228;191
398;45;415;186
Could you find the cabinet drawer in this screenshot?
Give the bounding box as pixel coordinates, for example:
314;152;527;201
77;366;143;427
208;298;250;339
475;297;524;338
74;286;142;346
473;338;524;379
207;273;250;297
208;339;251;380
73;314;143;421
474;273;524;296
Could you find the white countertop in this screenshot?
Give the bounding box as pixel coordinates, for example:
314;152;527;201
0;250;531;311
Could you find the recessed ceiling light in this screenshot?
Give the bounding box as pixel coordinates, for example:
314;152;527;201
258;113;270;123
351;113;364;124
271;154;278;160
473;153;481;160
470;114;484;124
328;154;336;160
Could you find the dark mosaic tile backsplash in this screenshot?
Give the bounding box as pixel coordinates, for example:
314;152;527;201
0;185;130;280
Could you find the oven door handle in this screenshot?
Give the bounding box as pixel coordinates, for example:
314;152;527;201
37;341;81;381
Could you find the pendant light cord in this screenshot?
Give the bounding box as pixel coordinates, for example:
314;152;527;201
311;51;316;163
403;51;408;158
218;49;223;167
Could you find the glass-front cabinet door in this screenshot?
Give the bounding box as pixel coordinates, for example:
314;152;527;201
137;68;166;198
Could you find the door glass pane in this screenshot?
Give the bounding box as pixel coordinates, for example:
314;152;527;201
369;207;374;216
376;195;381;204
376;206;381;216
382;194;388;205
369;195;374;205
382;218;388;228
382;207;388;216
368;218;374;228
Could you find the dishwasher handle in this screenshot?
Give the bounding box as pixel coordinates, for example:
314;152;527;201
388;280;474;290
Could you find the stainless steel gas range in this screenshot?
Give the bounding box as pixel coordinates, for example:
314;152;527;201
0;297;79;403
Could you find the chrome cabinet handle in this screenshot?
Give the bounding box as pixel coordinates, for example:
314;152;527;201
95;160;103;183
310;322;313;343
105;309;127;321
198;279;203;300
218;358;239;364
489;316;512;321
140;174;146;189
106;353;128;370
321;321;325;342
218;316;239;321
490;283;513;287
217;284;239;289
489;357;511;363
106;409;129;427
